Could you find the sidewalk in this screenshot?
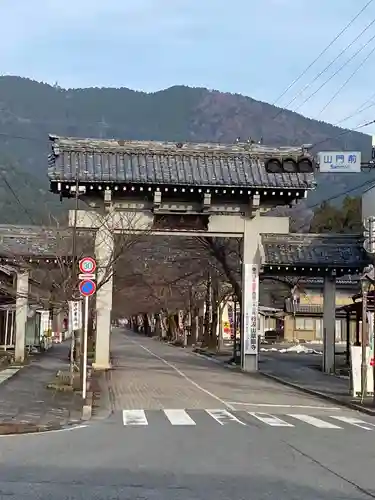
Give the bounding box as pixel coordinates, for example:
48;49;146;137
192;345;375;416
0;341;83;433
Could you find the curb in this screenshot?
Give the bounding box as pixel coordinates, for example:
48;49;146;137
260;371;375;417
191;349;238;369
192;349;375;417
0;420;82;436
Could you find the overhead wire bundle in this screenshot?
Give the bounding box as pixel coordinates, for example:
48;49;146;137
272;0;375;129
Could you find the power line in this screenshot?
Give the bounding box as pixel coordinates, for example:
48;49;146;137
334;92;375;126
271;0;374;108
306;177;375;210
293;33;375;114
274;17;375;118
0;169;37;224
310;118;375;149
317;43;375;117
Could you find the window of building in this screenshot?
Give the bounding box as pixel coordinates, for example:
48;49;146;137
295;317;315;330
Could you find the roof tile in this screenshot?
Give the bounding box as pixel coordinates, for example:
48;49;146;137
47;136;316;189
262;233;370;269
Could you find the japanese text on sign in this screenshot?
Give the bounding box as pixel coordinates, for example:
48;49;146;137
69;300;82;331
318;151;361;173
243;264;259;355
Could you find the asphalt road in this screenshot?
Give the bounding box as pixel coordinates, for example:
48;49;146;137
1;330;375;500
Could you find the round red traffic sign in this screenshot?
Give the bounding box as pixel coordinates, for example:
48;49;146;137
79;257;97;274
79;279;96;297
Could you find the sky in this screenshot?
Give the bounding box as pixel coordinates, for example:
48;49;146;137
1;0;375;134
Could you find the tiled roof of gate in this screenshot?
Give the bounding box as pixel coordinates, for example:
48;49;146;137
261;233;370;268
47;135;316;189
284;300;323;314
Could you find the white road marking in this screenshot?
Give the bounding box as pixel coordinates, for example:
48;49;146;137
330;416;375;430
133;342;236;411
249;412;294;427
288;414;342;429
206;409;246;425
225;402;341;410
163;409;196;426
122;410;148;426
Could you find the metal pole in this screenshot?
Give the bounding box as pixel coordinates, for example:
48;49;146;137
373;309;375;405
4;309;9;351
233;298;237;361
70;176;80;376
10;311;14;346
70;328;75;387
361;287;368;401
82;295;89;400
372;308;375;405
345;311;350;367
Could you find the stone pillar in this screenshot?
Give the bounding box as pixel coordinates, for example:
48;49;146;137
52;310;64;342
323;274;336;373
93;225;114;370
15;271;29;363
241;216;261;372
240;213;289;372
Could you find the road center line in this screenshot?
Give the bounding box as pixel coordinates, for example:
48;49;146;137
133;341;236;411
224;402;341;410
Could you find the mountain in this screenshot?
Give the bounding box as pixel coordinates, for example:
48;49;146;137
0;75;372;223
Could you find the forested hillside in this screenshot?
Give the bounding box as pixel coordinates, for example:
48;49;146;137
0;76;372;224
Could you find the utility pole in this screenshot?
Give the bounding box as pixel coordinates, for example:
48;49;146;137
233;297;238;362
71;174;80;377
361;282;368;401
362;217;375;402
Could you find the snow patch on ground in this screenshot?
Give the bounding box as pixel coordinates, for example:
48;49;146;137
260;344;322;355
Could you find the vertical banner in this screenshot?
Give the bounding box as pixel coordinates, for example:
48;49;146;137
68;300;82;332
243;263;259;354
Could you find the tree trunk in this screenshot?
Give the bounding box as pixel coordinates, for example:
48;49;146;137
217;303;225;352
143;313;150;336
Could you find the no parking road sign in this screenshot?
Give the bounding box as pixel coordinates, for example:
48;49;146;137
79;257;97;274
79;279;96;297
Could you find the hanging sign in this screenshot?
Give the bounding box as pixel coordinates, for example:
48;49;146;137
69;300;82;330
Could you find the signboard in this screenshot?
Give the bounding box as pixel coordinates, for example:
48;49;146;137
363;216;375;254
69;300;82;331
368;311;375;367
79;257;97;274
243;263;259;355
350;345;374;397
78;273;96;280
40;310;52;337
318;151;361;173
79;279;96;297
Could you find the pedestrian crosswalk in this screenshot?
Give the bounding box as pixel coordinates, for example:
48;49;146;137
121;409;375;431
